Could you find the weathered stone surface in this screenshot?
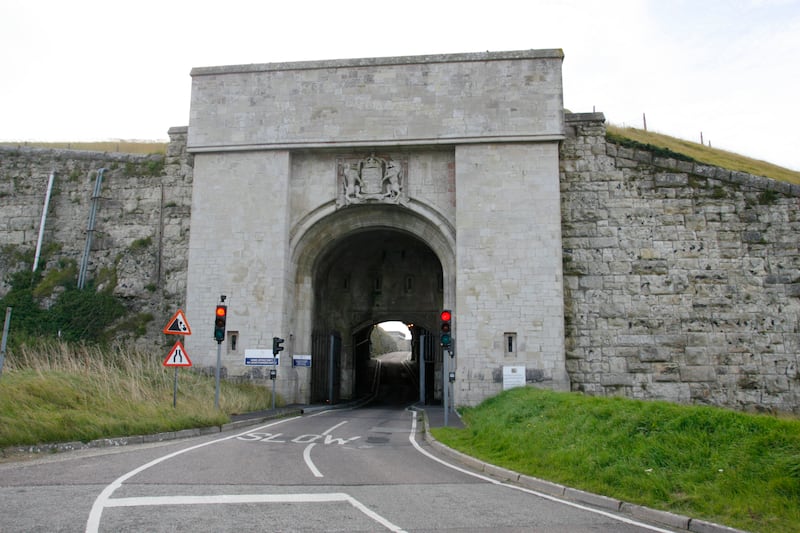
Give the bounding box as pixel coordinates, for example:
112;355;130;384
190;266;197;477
1;57;797;413
0;127;192;348
562;114;799;413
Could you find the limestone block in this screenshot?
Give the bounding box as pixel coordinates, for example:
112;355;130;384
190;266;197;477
680;366;717;382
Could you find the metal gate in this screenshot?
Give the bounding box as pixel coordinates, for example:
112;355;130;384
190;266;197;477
418;330;438;404
311;331;341;404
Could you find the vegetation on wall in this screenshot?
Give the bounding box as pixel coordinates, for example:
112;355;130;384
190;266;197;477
0;247;126;346
606;127;696;163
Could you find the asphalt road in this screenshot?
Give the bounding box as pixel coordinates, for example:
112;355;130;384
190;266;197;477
0;356;681;532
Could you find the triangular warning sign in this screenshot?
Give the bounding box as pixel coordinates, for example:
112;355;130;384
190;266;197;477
163;309;191;335
163;341;192;367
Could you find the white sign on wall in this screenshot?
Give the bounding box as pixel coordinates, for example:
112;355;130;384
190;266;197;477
503;365;526;390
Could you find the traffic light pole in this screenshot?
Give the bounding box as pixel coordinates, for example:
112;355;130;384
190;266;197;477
443;351;449;426
213;296;227;410
270;369;276;410
214;340;222;409
269;336;284;411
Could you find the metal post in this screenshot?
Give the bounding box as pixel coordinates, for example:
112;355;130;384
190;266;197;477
78;168;105;289
419;335;426;404
443;348;449;426
214;341;222;409
328;334;335;405
0;307;11;377
173;367;178;408
33;171;56;272
271;371;276;410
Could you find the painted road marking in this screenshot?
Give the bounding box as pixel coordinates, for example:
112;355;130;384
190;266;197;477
302;420;360;478
86;417;300;533
304;442;323;477
86;411;378;533
235;421;361;446
236;419;361;478
235;431;362;445
103;492;406;532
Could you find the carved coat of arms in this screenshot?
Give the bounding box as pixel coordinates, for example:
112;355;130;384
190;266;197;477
337;153;407;207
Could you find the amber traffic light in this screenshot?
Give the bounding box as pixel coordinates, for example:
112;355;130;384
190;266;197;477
214;305;227;342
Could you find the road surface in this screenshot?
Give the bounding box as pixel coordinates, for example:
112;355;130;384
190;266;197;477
0;357;680;532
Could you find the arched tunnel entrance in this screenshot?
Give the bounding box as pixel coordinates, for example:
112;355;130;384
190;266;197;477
309;228;443;405
351;322;439;406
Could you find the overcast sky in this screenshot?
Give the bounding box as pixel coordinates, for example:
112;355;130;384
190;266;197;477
2;0;798;170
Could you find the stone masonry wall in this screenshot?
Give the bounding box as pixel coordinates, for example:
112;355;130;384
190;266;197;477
0;127;192;347
561;113;800;414
1;118;799;413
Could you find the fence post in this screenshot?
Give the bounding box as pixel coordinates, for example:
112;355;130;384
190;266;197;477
0;307;12;377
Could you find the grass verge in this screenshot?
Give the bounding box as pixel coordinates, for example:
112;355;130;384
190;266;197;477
0;141;167;155
0;341;274;448
432;387;800;533
607;125;800;185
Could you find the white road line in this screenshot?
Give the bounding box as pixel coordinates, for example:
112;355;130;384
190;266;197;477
103;493;407;532
85;416;300;533
303;420;349;477
303;442;323;477
322;420;348;435
407;412;676;533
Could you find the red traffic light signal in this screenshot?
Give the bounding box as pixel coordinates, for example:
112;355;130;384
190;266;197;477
214;305;227;342
440;309;452;348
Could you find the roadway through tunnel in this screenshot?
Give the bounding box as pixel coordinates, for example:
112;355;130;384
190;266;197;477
369;351;419;407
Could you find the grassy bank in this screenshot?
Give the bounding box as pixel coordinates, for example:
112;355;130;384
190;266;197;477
0;341;273;448
5;130;798;185
432;387;800;533
607;125;800;185
0;140;167;155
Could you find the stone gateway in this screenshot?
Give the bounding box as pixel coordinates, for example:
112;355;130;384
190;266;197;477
2;49;797;413
184;50;570;406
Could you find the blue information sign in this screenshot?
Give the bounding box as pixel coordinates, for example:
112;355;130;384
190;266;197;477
245;357;277;366
293;355;311;367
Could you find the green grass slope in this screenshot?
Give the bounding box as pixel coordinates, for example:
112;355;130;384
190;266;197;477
433;387;800;533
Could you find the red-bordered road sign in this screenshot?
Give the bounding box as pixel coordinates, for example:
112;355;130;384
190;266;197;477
163;341;192;367
163;309;191;335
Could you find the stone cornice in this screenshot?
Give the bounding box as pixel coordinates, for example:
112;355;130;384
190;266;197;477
190;49;564;77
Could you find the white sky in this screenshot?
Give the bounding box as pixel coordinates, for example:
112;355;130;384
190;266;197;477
1;0;798;170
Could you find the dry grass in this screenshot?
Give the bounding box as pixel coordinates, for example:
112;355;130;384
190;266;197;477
608;124;800;185
0;340;273;447
0;141;167;155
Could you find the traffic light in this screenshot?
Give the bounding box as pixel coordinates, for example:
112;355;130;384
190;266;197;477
214;305;227;342
440;309;452;349
272;336;285;356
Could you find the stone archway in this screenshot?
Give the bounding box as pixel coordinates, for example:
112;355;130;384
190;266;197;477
290;204;454;403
